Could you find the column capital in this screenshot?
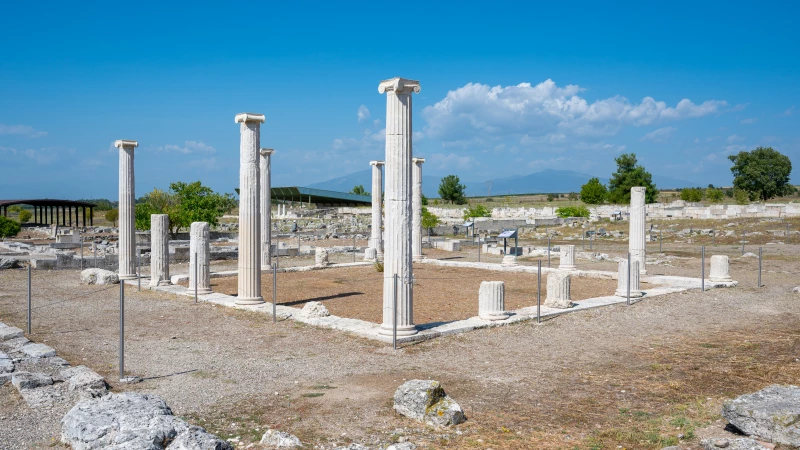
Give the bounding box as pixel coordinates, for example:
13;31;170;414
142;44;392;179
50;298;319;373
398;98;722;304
114;140;138;149
235;113;266;124
260;148;275;156
369;160;385;167
412;157;426;164
378;77;421;95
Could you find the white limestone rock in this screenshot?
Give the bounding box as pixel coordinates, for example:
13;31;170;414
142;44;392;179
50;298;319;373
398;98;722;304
722;385;800;447
80;268;119;285
0;326;23;341
501;255;518;266
393;379;466;427
60;365;108;395
20;342;56;358
298;301;330;319
0;351;13;374
334;445;369;450
0;258;19;269
167;426;234;450
259;429;302;448
793;286;800;293
12;371;53;390
742;252;758;258
701;438;769;450
387;443;417;450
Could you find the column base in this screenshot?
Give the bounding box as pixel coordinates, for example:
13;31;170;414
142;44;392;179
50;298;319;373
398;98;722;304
379;324;418;336
709;277;733;283
559;265;577;271
187;288;213;295
479;312;511;321
615;290;643;298
157;280;172;286
412;255;425;262
118;273;137;280
235;296;265;305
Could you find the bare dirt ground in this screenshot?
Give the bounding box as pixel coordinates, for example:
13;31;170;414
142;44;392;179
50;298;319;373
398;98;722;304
1;239;800;449
179;265;618;324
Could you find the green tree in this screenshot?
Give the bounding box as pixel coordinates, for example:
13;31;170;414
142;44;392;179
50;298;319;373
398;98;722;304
421;194;428;206
168;181;237;236
18;209;32;223
706;187;724;203
607;153;658;204
104;209;118;226
350;185;369;196
8;205;22;214
580;177;608;204
438;175;467;204
733;188;751;205
0;216;21;239
421;207;441;235
555;206;590;218
680;188;703;202
546;194;555;202
729;147;793;201
462;204;492;221
135;188;178;231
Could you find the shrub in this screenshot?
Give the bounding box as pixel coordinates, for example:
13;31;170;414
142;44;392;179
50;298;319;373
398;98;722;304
555;206;590;218
546;194;555;202
462;204;492;221
733;188;751;205
0;216;21;239
18;210;32;223
706;187;724;203
680;188;703;202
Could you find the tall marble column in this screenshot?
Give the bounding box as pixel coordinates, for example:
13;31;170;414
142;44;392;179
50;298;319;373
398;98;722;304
412;157;425;261
630;186;647;274
379;77;420;336
115;140;137;280
149;214;171;287
235;113;265;305
187;221;212;295
260;148;274;269
369;160;384;259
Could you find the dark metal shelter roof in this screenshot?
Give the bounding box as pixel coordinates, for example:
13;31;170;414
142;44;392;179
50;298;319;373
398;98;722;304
271;187;370;206
0;199;96;208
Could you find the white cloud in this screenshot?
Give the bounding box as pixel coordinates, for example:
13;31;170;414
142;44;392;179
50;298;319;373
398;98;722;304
422;79;726;143
726;134;745;143
428;152;476;170
527;156;571;169
0;124;47;138
188;158;219;170
731;103;748;112
157;140;216;154
740;118;757;125
357;105;371;122
785;106;796;116
0;145;18;155
641;126;677;143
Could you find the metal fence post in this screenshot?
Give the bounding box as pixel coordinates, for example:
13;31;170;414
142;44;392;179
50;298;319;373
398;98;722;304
547;236;551;268
537;260;541;324
701;246;705;292
119;280;125;381
27;265;31;334
582;231;585;251
93;241;97;268
353;234;356;262
273;262;277;323
787;224;791;244
393;273;398;349
758;247;762;288
742;230;746;256
626;252;631;306
659;229;662;253
477;237;481;262
136;251;141;292
80;232;84;271
590;230;593;251
194;252;198;304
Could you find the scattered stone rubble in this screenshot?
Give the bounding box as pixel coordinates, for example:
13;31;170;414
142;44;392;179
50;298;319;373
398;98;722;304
393;380;466;428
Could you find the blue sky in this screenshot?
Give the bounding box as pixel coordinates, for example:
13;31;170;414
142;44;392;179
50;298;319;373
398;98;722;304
1;1;798;199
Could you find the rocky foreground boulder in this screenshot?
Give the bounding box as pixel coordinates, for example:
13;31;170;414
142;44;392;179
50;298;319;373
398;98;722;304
80;268;119;285
61;392;231;450
722;384;800;447
700;437;770;449
393;380;465;427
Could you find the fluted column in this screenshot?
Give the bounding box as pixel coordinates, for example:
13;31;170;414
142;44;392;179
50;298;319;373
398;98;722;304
478;281;509;320
260;148;274;269
630;186;647;274
369;160;384;259
412;157;425;261
115;139;137;280
559;244;576;271
235;113;265;305
545;272;573;308
379;77;420;336
150;214;171;286
187;222;212;295
615;259;643;298
709;255;732;282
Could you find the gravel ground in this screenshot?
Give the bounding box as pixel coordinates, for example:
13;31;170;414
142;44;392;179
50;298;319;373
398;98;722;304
1;241;799;449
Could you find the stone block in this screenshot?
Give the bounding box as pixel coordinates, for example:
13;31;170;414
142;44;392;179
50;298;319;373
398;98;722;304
393;380;466;427
20;343;56;358
478;281;509;320
545;272;573;308
315;247;330;267
0;326;23;341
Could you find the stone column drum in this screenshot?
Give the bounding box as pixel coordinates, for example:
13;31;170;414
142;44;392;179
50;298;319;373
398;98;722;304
260;148;274;269
149;214;171;287
615;259;643;298
187;222;212;295
315;247;329;267
545;272;573;308
364;247;377;262
115;139;138;280
559;244;576;271
479;281;510;320
709;255;732;282
369;160;384;259
235;113;265;305
630;186;647;274
412;157;425;261
379;77;421;336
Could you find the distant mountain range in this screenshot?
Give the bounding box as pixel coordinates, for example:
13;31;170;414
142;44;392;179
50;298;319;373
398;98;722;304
307;169;701;198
